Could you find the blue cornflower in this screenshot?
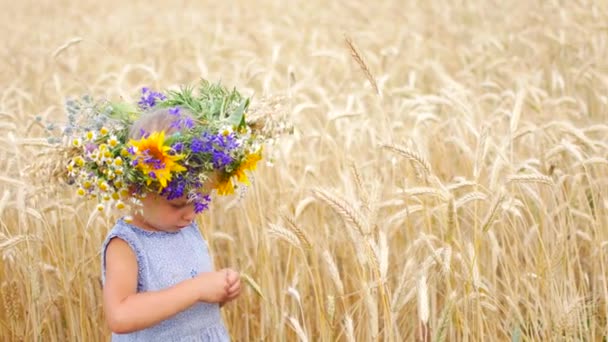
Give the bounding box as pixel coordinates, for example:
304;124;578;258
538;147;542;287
172;142;184;152
190;138;206;153
168;107;195;130
137;87;166;110
139;128;150;138
211;150;233;168
193;194;212;213
216;133;239;151
162;175;188;200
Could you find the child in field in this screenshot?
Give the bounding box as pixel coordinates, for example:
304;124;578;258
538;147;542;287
60;81;271;341
101;109;240;341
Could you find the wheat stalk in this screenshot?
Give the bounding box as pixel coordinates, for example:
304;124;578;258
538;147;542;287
52;37;83;58
241;273;265;300
433;297;453;342
417;274;430;341
507;174;554;186
322;250;345;295
482;194;506;233
267;223;303;250
344;35;380;95
281;213;312;251
312;188;368;236
285;316;309;342
364;281;379;340
326;295;336;326
403;187;448;200
343;315;356;342
350;162;370;212
382;144;432;176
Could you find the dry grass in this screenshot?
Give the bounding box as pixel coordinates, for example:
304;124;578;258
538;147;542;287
2;0;608;340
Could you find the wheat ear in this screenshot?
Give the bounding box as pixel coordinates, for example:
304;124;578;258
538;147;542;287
344;35;380;95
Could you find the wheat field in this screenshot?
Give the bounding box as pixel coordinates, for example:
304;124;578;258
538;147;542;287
1;0;608;341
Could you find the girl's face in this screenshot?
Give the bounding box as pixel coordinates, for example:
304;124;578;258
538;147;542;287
132;193;198;233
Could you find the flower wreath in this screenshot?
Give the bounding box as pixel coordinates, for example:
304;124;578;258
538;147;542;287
58;79;275;214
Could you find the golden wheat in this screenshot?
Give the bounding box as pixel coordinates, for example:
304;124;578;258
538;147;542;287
1;0;608;340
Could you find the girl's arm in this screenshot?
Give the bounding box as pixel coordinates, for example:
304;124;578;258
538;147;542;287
103;238;227;334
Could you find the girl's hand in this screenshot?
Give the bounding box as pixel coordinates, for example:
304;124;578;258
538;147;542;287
221;268;242;304
195;271;230;303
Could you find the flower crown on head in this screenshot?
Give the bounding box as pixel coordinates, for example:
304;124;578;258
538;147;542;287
60;79;274;214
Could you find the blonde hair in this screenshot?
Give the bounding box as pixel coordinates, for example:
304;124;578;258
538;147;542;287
128;107;195;139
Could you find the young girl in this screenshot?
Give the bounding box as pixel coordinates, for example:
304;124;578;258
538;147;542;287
101;108;240;341
60;81;270;341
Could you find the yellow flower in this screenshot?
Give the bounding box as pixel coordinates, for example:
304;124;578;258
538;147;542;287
96;204;105;212
108;135;119;148
99;182;109;192
77;188;86;196
119;188;130;198
233;149;262;185
74;156;85;167
72;138;82;147
216;178;235;195
115;201;126;210
112;192;120;200
85;131;96;141
113;157;123;167
83;180;92;189
129;131;186;189
100;127;109;136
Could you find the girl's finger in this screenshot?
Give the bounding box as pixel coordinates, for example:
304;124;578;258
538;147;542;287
227;288;241;300
227;284;240;296
228;281;241;295
228;270;240;284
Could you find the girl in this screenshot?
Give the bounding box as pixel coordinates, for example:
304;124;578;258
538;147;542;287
59;81;270;341
101;108;241;341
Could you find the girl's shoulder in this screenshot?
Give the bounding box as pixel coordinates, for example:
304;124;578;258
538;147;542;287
102;217;144;246
187;221;210;247
101;218;147;288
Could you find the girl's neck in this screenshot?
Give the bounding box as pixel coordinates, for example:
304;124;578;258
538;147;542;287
129;213;160;232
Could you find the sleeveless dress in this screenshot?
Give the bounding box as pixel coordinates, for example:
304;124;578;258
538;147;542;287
101;218;230;342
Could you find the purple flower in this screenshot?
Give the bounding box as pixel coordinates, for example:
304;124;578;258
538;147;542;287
211;150;232;168
193;194;212;213
190;138;212;154
85;143;97;153
182;117;194;129
138;87;166;110
168;107;195;130
161;175;187;200
216;133;239;151
169;107;180;116
139;129;150;138
172;142;184;152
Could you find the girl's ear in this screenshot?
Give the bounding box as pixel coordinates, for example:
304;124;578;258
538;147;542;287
201;171;220;193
